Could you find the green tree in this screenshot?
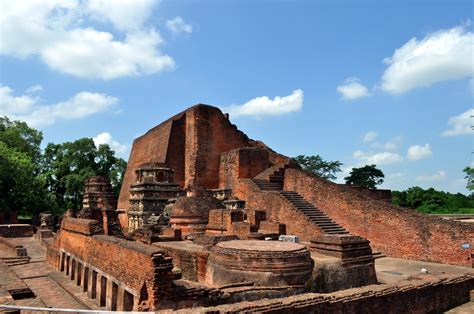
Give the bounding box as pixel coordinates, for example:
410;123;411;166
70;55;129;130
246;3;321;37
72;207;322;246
392;186;474;214
0;117;48;215
463;166;474;191
344;164;384;189
41;138;127;213
294;155;343;181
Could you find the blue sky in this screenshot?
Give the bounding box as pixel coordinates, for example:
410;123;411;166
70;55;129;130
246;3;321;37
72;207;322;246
0;0;472;193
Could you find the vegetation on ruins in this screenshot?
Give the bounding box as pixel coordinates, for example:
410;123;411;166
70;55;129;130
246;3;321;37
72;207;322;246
294;155;342;181
0;117;126;217
344;165;384;189
392;186;474;214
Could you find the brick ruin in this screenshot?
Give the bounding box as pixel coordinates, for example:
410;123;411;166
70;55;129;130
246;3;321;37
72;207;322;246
1;104;473;312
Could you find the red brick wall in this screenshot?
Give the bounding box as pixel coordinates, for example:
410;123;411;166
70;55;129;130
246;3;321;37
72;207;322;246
118;116;176;210
118;105;257;215
56;219;174;308
219;148;271;190
0;224;34;237
0;211;19;224
184;105;254;189
284;169;474;267
192;274;474;313
166;114;187;188
235;179;323;241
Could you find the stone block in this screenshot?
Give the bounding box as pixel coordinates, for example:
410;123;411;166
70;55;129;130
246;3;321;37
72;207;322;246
279;235;300;243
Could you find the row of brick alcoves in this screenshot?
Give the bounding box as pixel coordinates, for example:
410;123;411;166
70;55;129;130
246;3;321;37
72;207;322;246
58;250;137;311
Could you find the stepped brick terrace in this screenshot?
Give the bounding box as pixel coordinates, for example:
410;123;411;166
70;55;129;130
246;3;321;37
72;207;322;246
0;104;473;313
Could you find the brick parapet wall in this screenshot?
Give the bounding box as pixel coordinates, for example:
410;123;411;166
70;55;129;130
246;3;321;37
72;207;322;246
181;274;474;313
284;168;474;267
0;224;34;237
235;179;323;241
52;218;175;308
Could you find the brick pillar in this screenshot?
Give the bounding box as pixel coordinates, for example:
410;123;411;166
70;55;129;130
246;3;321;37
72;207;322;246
65;255;70;275
117;286;135;311
117;286;125;311
106;280;118;311
97;274;107;307
59;252;65;271
76;262;83;286
82;266;89;292
70;259;76;280
88;270;97;299
105;278;112;310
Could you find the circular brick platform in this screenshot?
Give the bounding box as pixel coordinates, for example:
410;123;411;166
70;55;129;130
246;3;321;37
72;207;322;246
206;240;313;287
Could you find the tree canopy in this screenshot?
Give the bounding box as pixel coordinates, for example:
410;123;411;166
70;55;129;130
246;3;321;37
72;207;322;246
392;186;474;214
0;116;127;216
42;138;127;214
0;117;48;214
294;155;342;181
344;164;384;189
463;166;473;192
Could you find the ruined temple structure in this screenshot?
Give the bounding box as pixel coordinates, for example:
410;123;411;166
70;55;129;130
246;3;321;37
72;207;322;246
10;104;470;312
127;163;182;232
77;176;122;236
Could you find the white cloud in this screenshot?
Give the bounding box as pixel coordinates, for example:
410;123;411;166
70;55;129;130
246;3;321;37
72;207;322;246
388;172;405;179
407;144;432;161
416;170;446;182
363;131;377;142
381;172;407;191
441;108;474;137
381;25;474;94
166;17;193;34
86;0;157;31
370;136;403;151
26;84;43;94
223;89;303;118
93;132;128;154
352;150;404;165
0;85;37;115
0;85;118;128
0;0;175;80
337;77;370;100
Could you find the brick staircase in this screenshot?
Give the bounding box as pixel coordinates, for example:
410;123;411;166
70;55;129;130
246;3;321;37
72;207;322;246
280;191;349;235
1;256;30;266
253;166;286;190
252;179;284;191
251;167;349;235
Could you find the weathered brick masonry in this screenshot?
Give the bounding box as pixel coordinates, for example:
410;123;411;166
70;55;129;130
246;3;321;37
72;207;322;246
236;179;323;242
284;168;474;266
182;274;474;313
50;218;174;310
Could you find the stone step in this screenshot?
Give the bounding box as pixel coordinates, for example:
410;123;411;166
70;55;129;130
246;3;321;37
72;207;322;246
292;202;315;205
326;231;350;235
1;256;30;266
306;215;329;219
294;205;319;209
372;252;386;259
312;221;337;225
299;208;320;212
302;211;326;216
321;227;346;232
280;190;350;236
